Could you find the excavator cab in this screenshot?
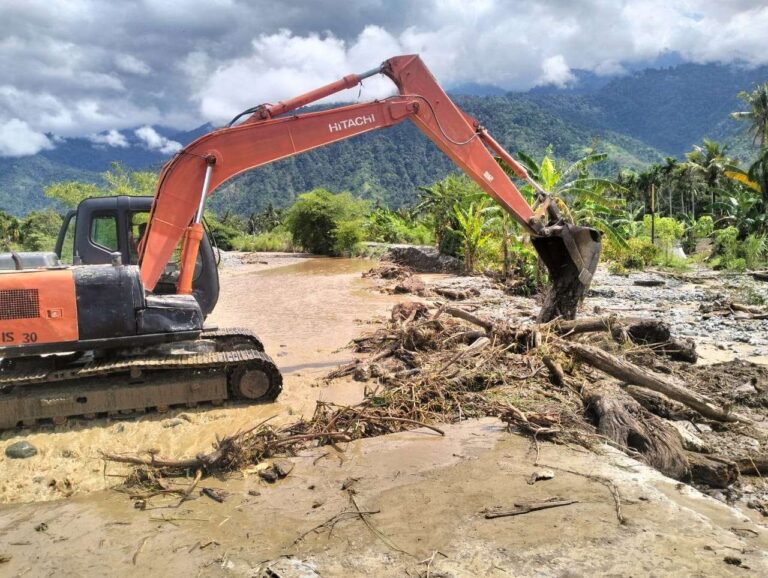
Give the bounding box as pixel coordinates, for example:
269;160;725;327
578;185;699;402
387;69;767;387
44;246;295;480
54;196;220;317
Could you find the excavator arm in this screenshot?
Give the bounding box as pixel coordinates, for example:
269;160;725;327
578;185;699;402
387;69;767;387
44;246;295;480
139;54;601;321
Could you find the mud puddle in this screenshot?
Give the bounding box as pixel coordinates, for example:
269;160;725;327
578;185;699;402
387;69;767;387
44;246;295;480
0;257;401;504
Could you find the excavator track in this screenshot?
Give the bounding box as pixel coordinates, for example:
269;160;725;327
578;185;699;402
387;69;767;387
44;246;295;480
0;328;282;429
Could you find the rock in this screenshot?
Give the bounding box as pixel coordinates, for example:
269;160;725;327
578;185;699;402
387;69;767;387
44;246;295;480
667;421;710;453
5;441;38;459
393;275;427;296
527;469;555;484
162;418;185;428
633;279;666;287
352;365;371;382
391;301;429;322
588;287;616;298
383;246;463;274
734;383;757;396
258;460;294;483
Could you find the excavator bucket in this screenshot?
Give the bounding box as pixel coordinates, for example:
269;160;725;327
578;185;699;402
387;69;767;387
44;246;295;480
531;224;602;322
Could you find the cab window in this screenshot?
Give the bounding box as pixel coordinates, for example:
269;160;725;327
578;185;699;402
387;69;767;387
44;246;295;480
90;214;119;251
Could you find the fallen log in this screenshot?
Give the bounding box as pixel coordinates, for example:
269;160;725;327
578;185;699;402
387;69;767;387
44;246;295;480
434;286;480;300
686;452;738;488
560;341;748;423
551;316;697;362
438;305;494;332
583;381;688;479
623;385;698;421
734;456;768;476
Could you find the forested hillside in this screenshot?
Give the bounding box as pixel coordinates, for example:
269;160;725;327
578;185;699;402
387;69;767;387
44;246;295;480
523;62;768;158
1;62;765;216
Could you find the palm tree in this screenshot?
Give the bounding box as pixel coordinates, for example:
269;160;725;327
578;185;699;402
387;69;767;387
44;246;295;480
731;82;768;147
684;139;730;215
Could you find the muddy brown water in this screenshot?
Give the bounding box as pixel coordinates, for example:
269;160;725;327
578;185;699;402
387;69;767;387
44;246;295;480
0;257;403;504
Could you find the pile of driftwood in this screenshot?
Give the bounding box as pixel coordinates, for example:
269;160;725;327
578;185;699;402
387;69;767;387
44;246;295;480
700;299;768;320
328;301;762;487
103;298;765;498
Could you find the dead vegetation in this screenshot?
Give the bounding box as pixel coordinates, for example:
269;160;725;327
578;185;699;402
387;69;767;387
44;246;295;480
103;264;768;507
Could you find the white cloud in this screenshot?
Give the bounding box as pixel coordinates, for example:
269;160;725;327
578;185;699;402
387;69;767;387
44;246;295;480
89;129;129;147
134;125;182;154
115;54;151;75
198;27;402;123
539;55;576;87
0;1;767;138
0;119;53;157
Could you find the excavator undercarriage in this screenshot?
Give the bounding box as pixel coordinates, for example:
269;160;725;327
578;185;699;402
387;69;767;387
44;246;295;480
0;327;281;428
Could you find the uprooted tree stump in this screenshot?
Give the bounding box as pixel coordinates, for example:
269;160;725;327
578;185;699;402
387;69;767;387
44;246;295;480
583;380;688;479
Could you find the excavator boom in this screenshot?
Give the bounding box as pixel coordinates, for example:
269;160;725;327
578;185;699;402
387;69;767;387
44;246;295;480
138;54;601;321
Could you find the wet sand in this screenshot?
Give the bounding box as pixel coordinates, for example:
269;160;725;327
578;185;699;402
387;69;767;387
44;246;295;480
0;257;402;504
1;419;766;576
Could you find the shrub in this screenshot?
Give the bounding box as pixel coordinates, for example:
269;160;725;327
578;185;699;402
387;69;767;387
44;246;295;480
608;261;629;276
285;189;369;255
603;236;659;270
742;233;767;270
230;227;296;252
693;215;714;240
333;219;366;256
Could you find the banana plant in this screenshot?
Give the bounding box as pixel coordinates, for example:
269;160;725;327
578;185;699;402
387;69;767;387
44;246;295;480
451;198;496;274
499;149;629;248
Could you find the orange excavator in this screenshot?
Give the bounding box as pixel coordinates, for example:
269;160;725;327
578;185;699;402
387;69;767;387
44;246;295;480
0;55;600;428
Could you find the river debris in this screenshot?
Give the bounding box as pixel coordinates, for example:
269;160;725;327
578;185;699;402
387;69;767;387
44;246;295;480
483;498;578;519
102;268;768;508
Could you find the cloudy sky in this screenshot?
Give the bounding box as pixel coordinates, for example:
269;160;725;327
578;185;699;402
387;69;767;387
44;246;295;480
0;0;767;157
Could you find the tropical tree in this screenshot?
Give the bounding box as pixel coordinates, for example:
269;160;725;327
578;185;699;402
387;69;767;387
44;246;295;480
416;174;483;255
723;149;768;233
451;199;495;274
44;162;158;208
731;82;768;146
684;139;731;215
502;149;629;249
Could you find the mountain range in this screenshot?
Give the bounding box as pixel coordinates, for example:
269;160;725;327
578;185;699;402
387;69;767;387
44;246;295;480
1;62;765;216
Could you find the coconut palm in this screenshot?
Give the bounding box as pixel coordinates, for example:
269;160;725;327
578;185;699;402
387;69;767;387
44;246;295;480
731;82;768;147
684;139;731;215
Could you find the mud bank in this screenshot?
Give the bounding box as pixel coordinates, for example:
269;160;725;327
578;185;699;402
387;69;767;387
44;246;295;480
1;419;766;577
